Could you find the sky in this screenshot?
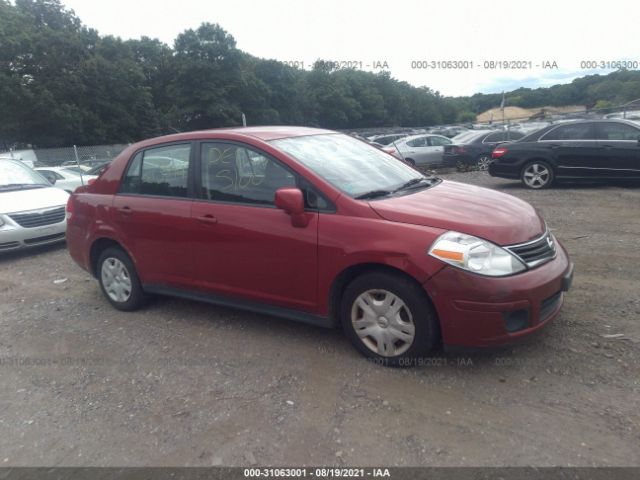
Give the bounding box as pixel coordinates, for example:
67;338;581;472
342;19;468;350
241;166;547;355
59;0;639;97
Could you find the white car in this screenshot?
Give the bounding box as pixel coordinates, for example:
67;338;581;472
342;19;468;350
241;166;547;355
383;134;452;167
0;160;69;252
35;166;97;193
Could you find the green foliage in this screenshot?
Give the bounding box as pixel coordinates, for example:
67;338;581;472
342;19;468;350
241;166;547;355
2;0;640;147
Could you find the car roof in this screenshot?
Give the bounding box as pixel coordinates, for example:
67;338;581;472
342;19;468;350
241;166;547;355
547;118;639;126
164;126;336;143
399;133;446;142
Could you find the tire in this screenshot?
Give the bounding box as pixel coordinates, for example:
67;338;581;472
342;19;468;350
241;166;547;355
340;271;439;367
404;158;416;166
476;155;491;171
97;247;148;311
521;160;554;189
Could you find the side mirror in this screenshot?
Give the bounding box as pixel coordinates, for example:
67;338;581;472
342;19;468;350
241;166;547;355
43;172;57;185
274;187;309;227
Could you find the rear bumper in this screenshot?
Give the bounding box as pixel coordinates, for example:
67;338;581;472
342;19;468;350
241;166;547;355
443;153;472;167
0;221;67;252
488;161;520;179
424;242;572;347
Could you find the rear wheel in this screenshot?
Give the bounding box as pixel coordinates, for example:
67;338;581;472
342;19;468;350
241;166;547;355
477;155;491;171
340;272;439;367
98;247;148;311
404;158;416;166
521;161;554;189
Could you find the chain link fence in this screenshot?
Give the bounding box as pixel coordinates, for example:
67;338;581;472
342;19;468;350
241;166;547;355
0;144;130;168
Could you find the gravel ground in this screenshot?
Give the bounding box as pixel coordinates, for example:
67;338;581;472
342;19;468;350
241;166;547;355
0;172;639;467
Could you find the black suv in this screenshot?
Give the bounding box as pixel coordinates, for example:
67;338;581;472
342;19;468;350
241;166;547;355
488;119;640;189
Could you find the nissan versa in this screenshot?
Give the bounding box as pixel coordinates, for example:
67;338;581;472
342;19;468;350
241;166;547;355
66;127;574;365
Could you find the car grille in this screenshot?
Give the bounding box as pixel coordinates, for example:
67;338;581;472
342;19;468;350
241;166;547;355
0;241;20;251
506;232;556;268
24;232;66;245
9;206;66;228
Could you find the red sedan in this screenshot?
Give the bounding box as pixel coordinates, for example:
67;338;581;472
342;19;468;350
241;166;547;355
66;126;573;366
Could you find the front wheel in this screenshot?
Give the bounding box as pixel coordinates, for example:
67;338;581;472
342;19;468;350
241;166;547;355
340;272;439;366
98;247;148;311
521;161;554;189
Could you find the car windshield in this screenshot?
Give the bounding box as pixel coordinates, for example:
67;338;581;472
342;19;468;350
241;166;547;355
271;133;438;199
0;160;49;189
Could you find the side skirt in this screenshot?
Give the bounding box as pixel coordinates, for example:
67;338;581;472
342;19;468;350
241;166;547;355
143;284;334;329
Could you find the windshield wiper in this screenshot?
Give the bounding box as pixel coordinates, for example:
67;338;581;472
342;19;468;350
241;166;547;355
354;189;393;200
392;177;433;193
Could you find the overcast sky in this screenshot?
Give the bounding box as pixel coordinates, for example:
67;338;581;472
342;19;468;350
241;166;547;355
60;0;639;97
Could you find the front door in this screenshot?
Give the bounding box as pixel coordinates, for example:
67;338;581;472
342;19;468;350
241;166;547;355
190;141;319;312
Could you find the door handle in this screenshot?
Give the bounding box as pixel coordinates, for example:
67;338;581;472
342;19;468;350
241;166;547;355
197;214;218;225
117;206;133;216
601;145;614;149
549;144;561;149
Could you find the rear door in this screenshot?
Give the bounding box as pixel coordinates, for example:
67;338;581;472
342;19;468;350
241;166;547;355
190;141;320;311
538;123;600;177
594;122;640;178
112;142;196;288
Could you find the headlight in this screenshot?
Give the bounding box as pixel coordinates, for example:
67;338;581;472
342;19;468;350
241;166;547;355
428;231;526;277
0;217;4;227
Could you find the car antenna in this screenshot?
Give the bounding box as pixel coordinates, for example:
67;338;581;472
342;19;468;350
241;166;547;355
391;139;407;163
73;145;84;186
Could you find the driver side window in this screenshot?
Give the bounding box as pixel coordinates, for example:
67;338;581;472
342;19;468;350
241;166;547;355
200;143;296;205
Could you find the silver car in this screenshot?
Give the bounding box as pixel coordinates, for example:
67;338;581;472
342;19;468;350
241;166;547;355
384;134;453;167
0;160;69;252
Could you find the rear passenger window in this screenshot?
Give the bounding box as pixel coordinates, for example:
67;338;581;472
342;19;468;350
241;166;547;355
543;124;594;141
120;144;190;197
428;136;451;146
483;133;505;143
596;122;640;141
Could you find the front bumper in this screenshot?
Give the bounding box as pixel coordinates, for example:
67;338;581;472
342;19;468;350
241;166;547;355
424;241;572;347
0;220;67;252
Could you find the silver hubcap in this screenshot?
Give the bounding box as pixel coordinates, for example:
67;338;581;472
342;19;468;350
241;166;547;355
477;156;491;171
523;164;550;188
351;289;415;357
101;257;132;303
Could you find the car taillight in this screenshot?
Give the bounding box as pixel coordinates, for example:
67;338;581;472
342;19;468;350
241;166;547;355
452;146;466;154
492;147;508;158
65;196;74;220
87;178;96;185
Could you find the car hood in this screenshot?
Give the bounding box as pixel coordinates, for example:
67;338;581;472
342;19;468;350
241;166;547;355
0;187;69;214
369;180;545;246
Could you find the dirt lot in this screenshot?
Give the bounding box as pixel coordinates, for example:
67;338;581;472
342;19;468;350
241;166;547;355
0;172;639;467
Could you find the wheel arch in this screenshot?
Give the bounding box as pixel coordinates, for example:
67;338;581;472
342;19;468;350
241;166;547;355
328;262;438;328
89;237;133;278
521;157;555;174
